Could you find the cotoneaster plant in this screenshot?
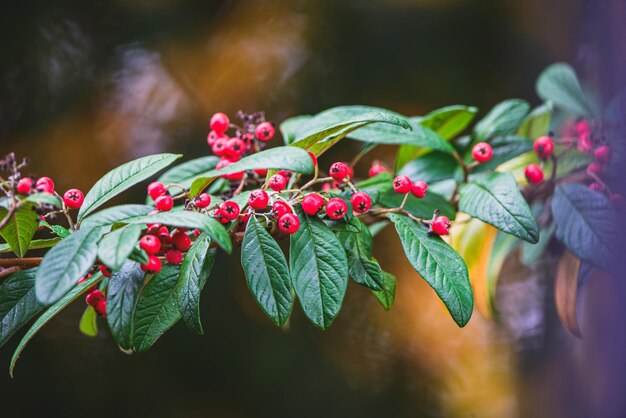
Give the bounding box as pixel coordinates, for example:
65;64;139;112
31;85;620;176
0;63;621;375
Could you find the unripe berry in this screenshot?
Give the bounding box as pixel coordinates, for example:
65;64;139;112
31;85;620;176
587;162;603;177
85;289;105;306
594;145;611;164
63;189;84;209
36;177;54;194
226;137;246;160
220;201;240;221
269;174;287;191
210;112;230;134
141;255;162;274
272;200;292;217
147;182;167;200
472;142;493;163
308;151;317;167
166;249;183;265
212;137;229;157
155;195;174;212
139;234;161;255
577;132;593;153
99;265;112;278
171;231;192;251
431;216;451;236
533;135;554;160
326;197;348;220
350;192;372;214
301;193;325;215
411;181;428;198
329;162;349;181
194;193;211;208
368;162;386;178
278;213;300;234
16;178;33;195
248;189;269;210
255;122;275;141
524;164;544;184
393;175;412;193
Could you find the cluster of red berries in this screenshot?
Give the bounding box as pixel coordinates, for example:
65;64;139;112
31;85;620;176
392;174;449;235
16;175;85;210
571;120;613;194
147;181;174;212
78;274;107;317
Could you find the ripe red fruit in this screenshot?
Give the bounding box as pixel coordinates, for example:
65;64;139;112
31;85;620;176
587;162;603;177
226;137;246;160
594;145;611;164
156;226;171;243
216;159;244;181
368;162;386;178
329;162;349;181
155;194;174;212
272;200;292;217
207;130;227;146
350;192;372;214
326;197;348;220
431;216;451;236
248;189;269;210
147;182;167;200
195;193;211;208
411;181;428;198
171;231;192;251
166;249;183;265
589;182;605;192
210;112;230;134
63;189;84;209
301;193;325;215
254;168;268;176
393;175;412;193
99;265;112;278
278;213;300;234
308;151;317;167
577;132;593;153
269;174;287;191
16;178;33;195
472;142;493;163
533;135;554;160
141;255;162;273
255;122;275;141
525;164;544;184
212;137;229;157
139;234;161;255
220;201;240;221
85;289;105;306
575;119;591;137
278;170;292;179
93;299;107;317
240;209;252;226
36;177;54;194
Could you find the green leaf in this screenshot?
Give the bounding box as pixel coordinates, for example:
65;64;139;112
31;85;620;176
280;115;313;145
97;224;142;271
0;238;60;254
336;217;383;290
132;265;181;352
129;247;149;264
79;306;98;337
418;105;478;139
372;271;397;311
466;135;534;174
388;213;473;327
10;273;103;376
35;226;105;304
78;153;181;221
120;211;232;254
458;172;539;243
517;102;553;139
175;233;216;334
0;268;45;348
241;217;293;326
0;205;39;257
81;204;155;228
551;184;617;271
25;193;62;207
473;99;530;142
106;261;145;349
378;189;456;220
156;156;220;189
289;208;348;329
399;151;457;184
536;63;597;117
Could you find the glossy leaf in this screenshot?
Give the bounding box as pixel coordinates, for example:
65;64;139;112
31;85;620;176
156;156;220;189
336;217;383;290
79;306;98;337
80;204;155;228
0;268;45;348
517;102;553;139
78;153;181;220
97;224;142;270
0;205;39;258
25;193;62;207
399;151;457;184
388;213;473;327
379;189;456;220
241;217;293;326
280;115;313;145
536;63;597;117
418;105;478;139
372;271;397;311
0;238;60;254
106;261;145;349
473;99;530;142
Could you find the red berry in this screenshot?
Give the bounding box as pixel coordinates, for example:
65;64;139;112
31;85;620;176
254;168;268;176
577;132;593;153
36;177;54;194
93;299;107;317
210;112;230;134
37;215;45;231
575;120;591;137
411;181;428;198
147;182;167;200
533;136;554;160
240;208;252;226
195;193;211;208
207;130;227;146
248;189;269;210
216;159;244;181
587;162;603;177
16;178;33;195
350;192;372;214
139;235;161;255
308;151;317;167
278;213;300;234
321;183;332;192
156;226;171;243
141;255;162;274
525;164;544;184
329;162;349;181
393;175;412;193
326;197;348;220
272;200;292;217
171;231;192;251
278;170;292;179
85;289;105;306
301;193;325;215
212;137;229;157
77;273;91;285
193;229;201;238
155;195;174;212
431;216;451;236
99;265;112;278
472;142;493;163
166;249;183;265
594;145;611;164
147;223;162;234
226;137;246;160
269;174;287;191
220;201;240;221
589;182;605;192
63;189;84;209
255;122;275;141
368;162;386;178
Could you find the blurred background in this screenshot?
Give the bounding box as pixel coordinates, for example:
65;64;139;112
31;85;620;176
1;0;625;417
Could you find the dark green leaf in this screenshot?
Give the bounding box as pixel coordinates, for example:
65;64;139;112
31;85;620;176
156;156;220;189
536;63;597;117
388;213;473;327
336;217;383;290
280;115;312;145
80;204;155;228
0;238;60;254
129;247;149;264
473;99;530;142
79;306;98;337
0;205;39;257
241;217;293;326
106;261;145;349
399;151;457;184
372;271;397;311
0;268;45;347
97;224;142;270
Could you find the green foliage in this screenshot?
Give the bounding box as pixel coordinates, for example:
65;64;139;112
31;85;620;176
473;99;530;142
0;268;44;347
97;224;143;270
536;63;597;117
372;271;397;311
106;261;145;349
79;306;98;337
336;217;383;291
0;205;39;257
